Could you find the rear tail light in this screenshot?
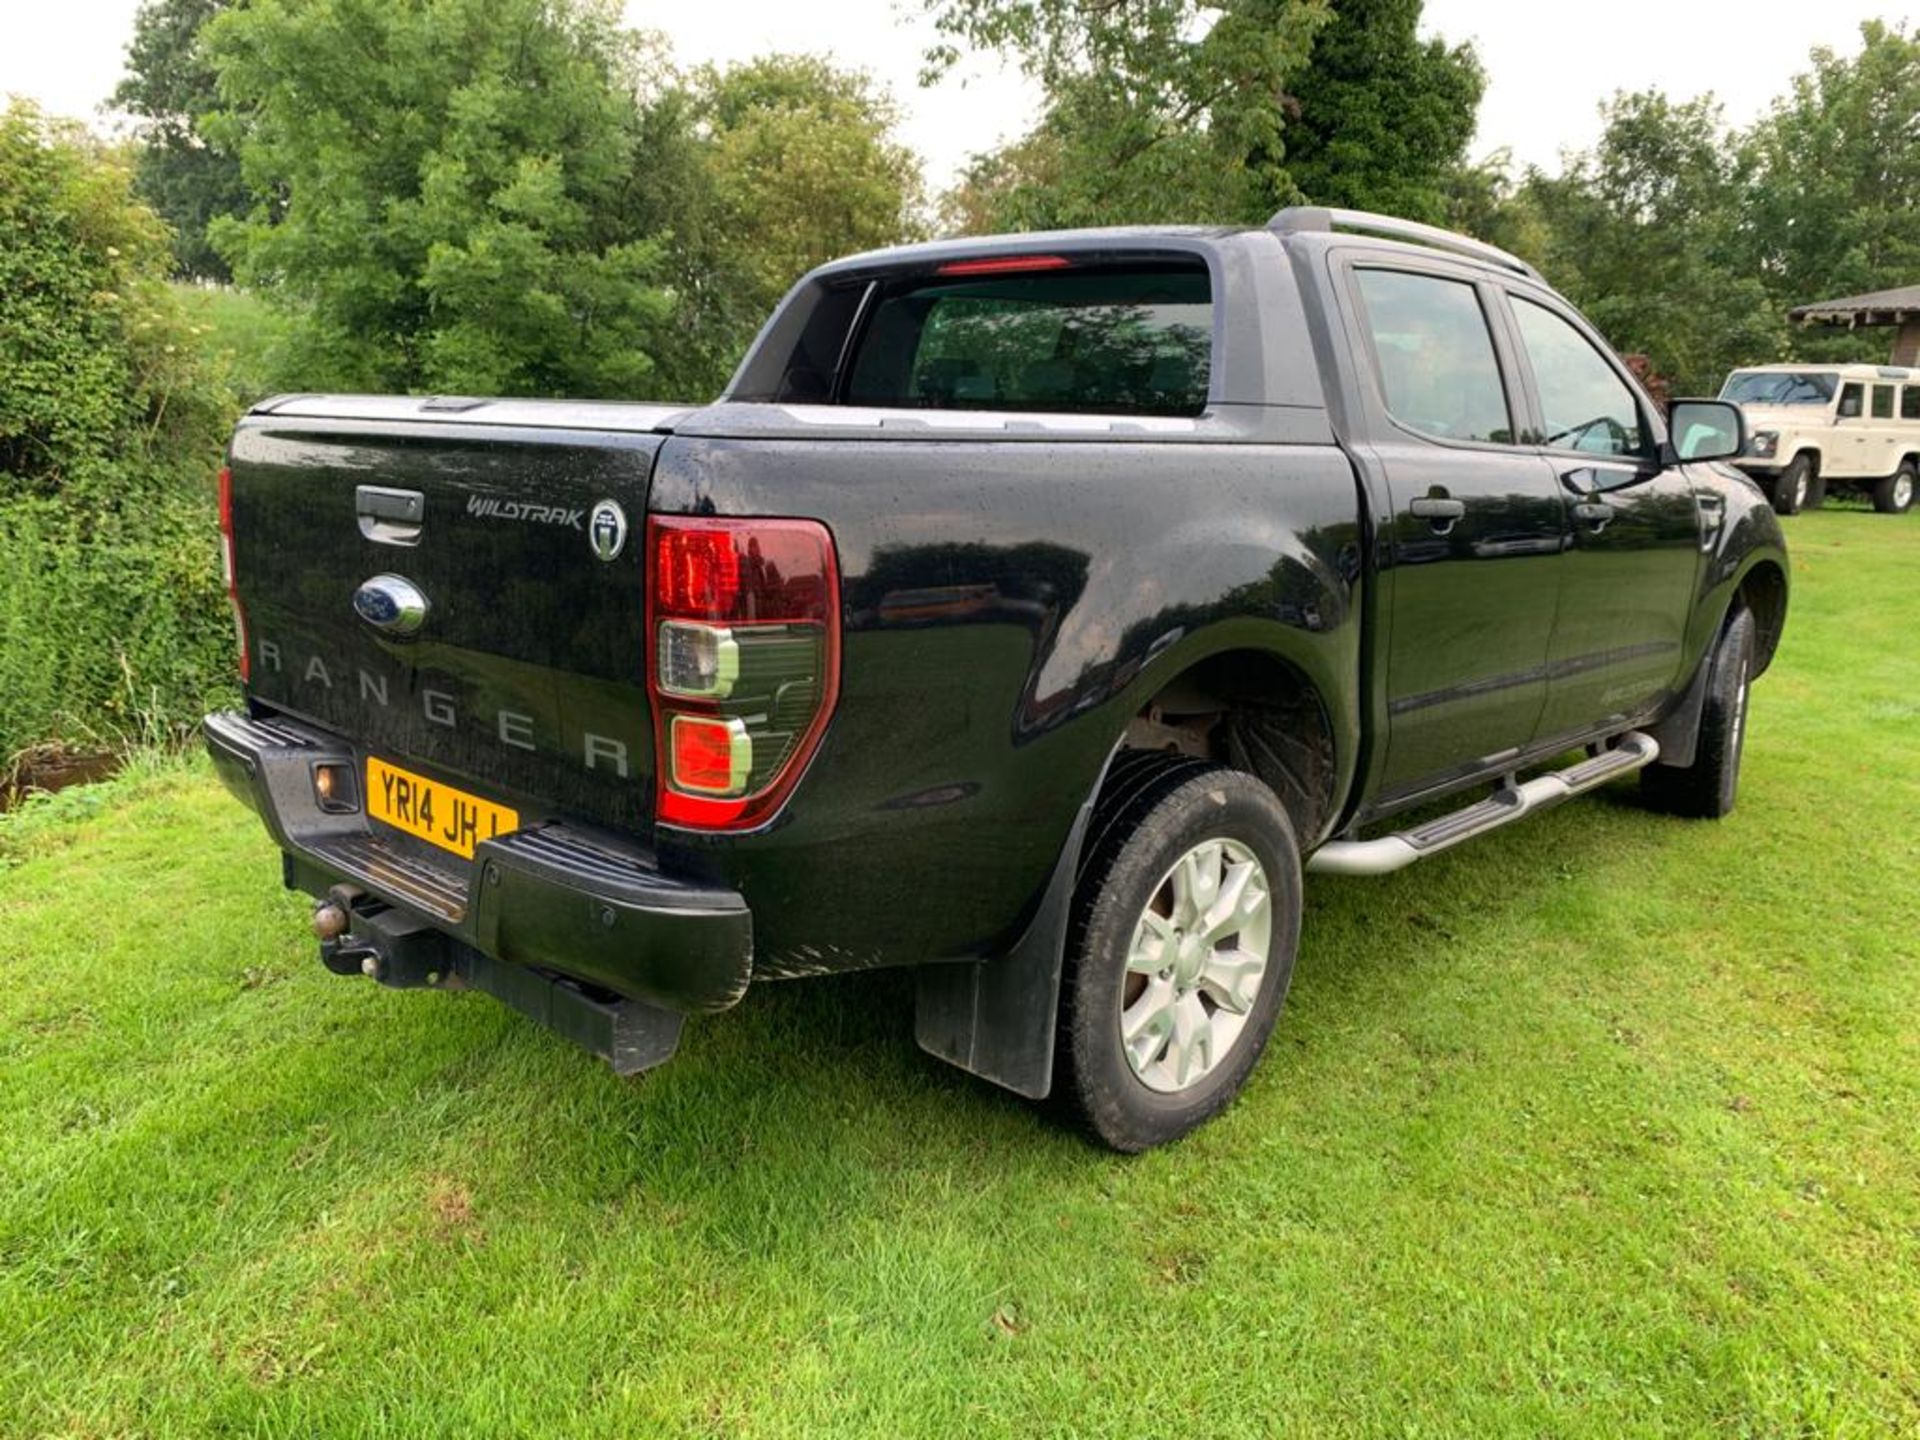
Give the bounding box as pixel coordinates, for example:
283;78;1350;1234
217;466;250;682
646;516;840;830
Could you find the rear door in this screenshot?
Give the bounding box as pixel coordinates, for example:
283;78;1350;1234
228;399;678;837
1341;260;1567;800
1498;292;1702;743
1869;381;1902;473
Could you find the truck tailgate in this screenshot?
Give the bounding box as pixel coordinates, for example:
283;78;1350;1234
227;398;683;836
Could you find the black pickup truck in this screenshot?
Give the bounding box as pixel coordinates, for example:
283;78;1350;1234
206;207;1787;1150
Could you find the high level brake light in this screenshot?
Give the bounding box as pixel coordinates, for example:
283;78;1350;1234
646;516;840;830
934;254;1072;277
217;466;251;682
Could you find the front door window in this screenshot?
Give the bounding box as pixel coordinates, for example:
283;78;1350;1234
1511;298;1647;459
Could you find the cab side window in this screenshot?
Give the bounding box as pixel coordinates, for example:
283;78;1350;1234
1838;383;1864;418
1355;268;1515;445
1903;386;1920;421
1511;297;1646;458
1872;384;1897;419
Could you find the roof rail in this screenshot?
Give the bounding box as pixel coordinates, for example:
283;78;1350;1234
1268;206;1541;281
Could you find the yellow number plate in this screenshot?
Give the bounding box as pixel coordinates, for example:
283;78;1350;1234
366;757;518;860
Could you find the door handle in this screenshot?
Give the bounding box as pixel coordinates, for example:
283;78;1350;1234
1571;500;1613;528
1409;496;1467;525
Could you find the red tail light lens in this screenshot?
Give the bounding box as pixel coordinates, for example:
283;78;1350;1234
217;465;250;682
656;526;741;617
647;516;840;830
654;521;834;624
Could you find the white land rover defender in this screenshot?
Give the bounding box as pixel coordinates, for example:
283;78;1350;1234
1722;363;1920;516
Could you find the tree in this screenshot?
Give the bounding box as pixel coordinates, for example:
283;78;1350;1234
0;101;228;500
926;0;1333;230
634;55;926;397
112;0;248;281
1441;149;1548;264
1745;20;1920;314
1518;92;1783;395
700;57;924;306
205;0;674;398
1280;0;1482;224
0;101;237;753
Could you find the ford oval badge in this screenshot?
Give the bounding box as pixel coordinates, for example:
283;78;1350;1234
352;574;428;635
589;499;627;562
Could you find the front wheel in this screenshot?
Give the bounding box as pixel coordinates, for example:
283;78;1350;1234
1641;607;1755;819
1872;462;1916;515
1057;761;1302;1152
1772;456;1811;516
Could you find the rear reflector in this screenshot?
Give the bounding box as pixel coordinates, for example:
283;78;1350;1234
669;716;752;795
934;254;1073;277
647;516;841;831
217;465;250;682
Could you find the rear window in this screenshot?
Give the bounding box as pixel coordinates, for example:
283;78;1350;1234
842;261;1212;416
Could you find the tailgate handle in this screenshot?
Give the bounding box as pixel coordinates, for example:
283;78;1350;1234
356;486;424;546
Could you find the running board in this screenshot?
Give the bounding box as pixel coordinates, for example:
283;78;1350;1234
1307;732;1660;877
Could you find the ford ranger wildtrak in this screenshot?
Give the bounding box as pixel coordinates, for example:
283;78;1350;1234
205;207;1788;1150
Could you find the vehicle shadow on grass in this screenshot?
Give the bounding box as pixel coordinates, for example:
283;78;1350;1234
421;780;1709;1223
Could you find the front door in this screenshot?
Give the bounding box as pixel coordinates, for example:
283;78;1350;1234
1502;292;1702;742
1348;264;1568;800
1834;382;1871;477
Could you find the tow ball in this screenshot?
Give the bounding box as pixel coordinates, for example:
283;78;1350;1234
311;898;351;941
312;887;450;988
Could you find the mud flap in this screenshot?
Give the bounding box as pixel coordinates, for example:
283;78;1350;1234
1644;623;1718;772
911;772;1101;1101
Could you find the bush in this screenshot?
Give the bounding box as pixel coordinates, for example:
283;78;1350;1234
0;100;238;759
0;494;235;756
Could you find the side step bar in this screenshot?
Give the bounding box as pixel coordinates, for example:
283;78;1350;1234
1307;732;1660;877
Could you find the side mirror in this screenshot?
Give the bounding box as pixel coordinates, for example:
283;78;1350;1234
1665;398;1745;463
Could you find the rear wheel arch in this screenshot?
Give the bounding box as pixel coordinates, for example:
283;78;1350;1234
1112;646;1341;847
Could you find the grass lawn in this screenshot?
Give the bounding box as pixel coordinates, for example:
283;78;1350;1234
2;510;1916;1437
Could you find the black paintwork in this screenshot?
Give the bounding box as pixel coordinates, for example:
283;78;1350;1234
216;222;1788;1023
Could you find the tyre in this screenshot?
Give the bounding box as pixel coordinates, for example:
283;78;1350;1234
1771;455;1811;516
1804;470;1828;509
1056;758;1302;1152
1871;462;1916;515
1640;607;1756;820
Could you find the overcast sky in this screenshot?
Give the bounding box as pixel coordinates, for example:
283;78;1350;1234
3;0;1913;192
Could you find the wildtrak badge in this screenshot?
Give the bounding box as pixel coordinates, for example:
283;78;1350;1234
466;494;585;528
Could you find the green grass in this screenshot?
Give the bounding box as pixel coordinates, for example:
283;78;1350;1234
172;284;294;408
3;510;1917;1437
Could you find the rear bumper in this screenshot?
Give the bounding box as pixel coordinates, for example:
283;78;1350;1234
204;710;753;1013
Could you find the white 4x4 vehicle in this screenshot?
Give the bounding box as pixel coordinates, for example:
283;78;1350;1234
1722;363;1920;515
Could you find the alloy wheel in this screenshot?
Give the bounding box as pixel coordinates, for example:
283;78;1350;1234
1119;837;1273;1093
